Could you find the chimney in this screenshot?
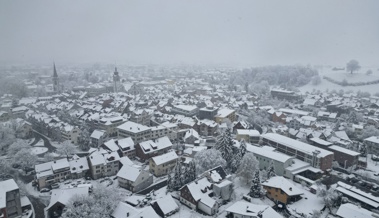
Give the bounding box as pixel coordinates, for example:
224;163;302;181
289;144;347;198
289;187;292;191
126;212;129;217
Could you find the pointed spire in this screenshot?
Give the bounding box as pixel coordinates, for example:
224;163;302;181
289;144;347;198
53;62;58;77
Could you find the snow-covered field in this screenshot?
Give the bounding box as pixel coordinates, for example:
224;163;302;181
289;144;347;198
33;140;44;147
299;67;379;95
30;147;48;155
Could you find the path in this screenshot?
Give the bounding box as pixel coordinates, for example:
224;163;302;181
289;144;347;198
33;131;56;153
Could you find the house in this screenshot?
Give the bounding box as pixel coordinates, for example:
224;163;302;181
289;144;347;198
111;202;160;218
226;201;282;218
129;109;152;126
214;108;236;124
117;121;151;144
335;182;379;210
117;164;153;192
88;150;120;180
135;136;173;162
150;195;179;217
364;136;379;155
272;112;286;124
69;155;90;179
0;111;10;122
116;137;135;158
232;120;249;133
34;158;71;190
0;179;22;218
198;106;218;120
60;124;80;144
97;115;127;137
149;151;178;177
236;129;260;144
183;129;200;144
171;105;199;117
246;145;294;177
271;89;301;101
262;176;304;204
45;187;89;218
90;129;107;147
195;119;218;136
179;177;219;215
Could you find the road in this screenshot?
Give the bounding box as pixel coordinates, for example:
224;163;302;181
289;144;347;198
33;131;56;153
137;179;167;195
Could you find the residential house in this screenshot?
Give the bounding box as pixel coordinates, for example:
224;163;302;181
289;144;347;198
149;151;178;176
135;136;173;162
364;136;379;155
129;109;152;126
150;195;179;217
0;179;22;218
60;124;80;144
172;105;199;117
117;121;151;144
0;111;10;122
336;203;379;218
116;137;135;158
183;129;200;144
117;164;153;193
88;150;120;180
262;176;304;204
97;115;126;137
111;202;160;218
271;89;301;101
272;112;286;124
214;108;236;124
198;106;218;120
90;129;107;147
236;129;260;144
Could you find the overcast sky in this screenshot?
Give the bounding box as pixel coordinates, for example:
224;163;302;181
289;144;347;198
1;0;378;67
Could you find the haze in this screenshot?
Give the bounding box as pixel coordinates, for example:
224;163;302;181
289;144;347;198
1;0;378;66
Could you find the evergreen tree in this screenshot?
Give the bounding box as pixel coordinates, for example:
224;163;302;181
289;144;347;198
266;161;276;180
167;172;174;192
188;161;197;182
359;144;367;157
173;159;183;190
215;128;234;167
230;139;247;173
249;171;262;198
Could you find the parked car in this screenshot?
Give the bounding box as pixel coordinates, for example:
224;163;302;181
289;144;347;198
40;188;50;193
372;186;379;192
51;183;60;189
350;177;359;183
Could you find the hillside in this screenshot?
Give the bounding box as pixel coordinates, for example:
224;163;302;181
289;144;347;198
299;66;379;95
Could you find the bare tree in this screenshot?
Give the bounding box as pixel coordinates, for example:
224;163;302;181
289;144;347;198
346;59;361;74
57;140;77;158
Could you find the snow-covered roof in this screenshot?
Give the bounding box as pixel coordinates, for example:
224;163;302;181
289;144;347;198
139;136;172;154
246;144;293;163
46;187;89;210
262;176;304;196
364;136;379;144
90;129;106;139
236;129;260;137
103;139;120;152
279;108;309;116
0;179;19;209
336;203;379;218
329;145;360;156
263;133;333;158
215;108;235;118
151;151;178;166
51;158;70;172
117;137;134;150
309;137;332;147
226;201;282;218
117;164;143;182
151;195;179;216
117;121;151;133
69;156;89;173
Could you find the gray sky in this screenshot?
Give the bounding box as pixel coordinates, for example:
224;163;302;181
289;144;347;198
1;0;378;66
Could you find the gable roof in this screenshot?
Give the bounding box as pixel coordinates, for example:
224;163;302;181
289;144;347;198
262;176;303;196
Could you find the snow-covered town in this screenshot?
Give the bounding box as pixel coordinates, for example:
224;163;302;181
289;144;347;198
1;1;379;218
1;62;379;218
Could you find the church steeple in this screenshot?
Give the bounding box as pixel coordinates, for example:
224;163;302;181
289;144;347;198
113;67;120;93
52;63;59;93
53;62;58;78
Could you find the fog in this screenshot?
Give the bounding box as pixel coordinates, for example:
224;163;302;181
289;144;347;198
1;0;378;66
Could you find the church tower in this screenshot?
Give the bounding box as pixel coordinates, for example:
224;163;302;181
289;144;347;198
113;67;120;93
52;63;59;93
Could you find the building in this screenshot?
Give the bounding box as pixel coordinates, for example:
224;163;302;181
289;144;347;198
150;122;178;141
150;195;179;217
117;164;153;192
364;136;379;155
117;121;151;144
262;176;304;204
262;133;334;171
135;136;173;162
45;187;89;218
236;129;260;144
179;177;219;215
52;63;60;94
336;203;379;218
198;106;218;120
214;108;236;124
116;137;135;158
226;201;282;218
0;179;22;218
246;145;294;177
172;105;199;117
129;109;152;126
111;202;160;218
97;115;126;137
88;150;120;180
90;129;107;147
113;67;120;93
0;111;10;122
60;124;80;144
149;151;178;176
34;157;89;190
271;89;301;101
